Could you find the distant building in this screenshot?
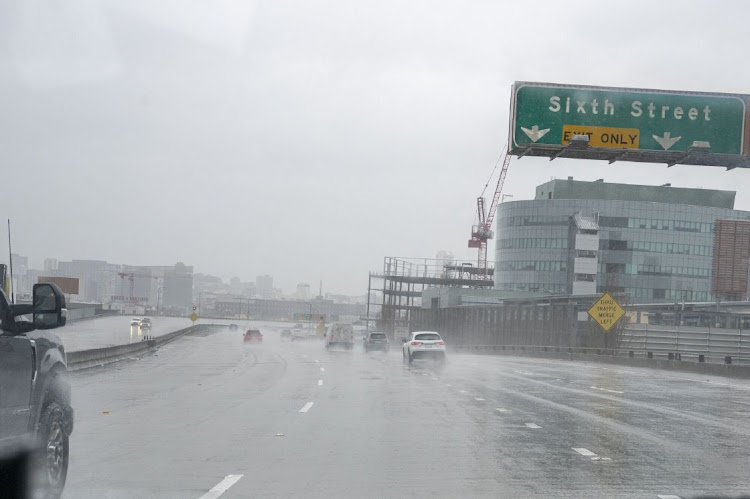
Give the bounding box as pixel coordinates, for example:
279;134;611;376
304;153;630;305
256;275;273;298
117;262;193;314
296;283;310;300
58;260;119;303
213;297;365;321
43;258;58;271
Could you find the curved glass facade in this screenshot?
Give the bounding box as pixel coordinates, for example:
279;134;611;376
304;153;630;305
495;197;750;303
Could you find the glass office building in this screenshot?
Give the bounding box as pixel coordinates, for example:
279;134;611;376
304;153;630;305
495;178;750;303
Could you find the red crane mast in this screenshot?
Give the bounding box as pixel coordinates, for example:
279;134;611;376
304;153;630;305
468;147;512;276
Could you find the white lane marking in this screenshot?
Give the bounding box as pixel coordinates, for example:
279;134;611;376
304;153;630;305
657;495;681;499
514;370;534;375
314;360;319;363
524;423;541;428
320;367;325;372
445;384;452;387
591;386;624;394
475;397;486;401
302;355;308;358
318;379;323;386
299;402;314;413
496;408;511;413
459;390;467;393
572;447;597;457
199;474;244;499
432;377;439;381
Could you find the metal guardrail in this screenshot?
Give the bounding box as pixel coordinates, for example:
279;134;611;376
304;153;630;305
621;326;750;365
449;339;748;366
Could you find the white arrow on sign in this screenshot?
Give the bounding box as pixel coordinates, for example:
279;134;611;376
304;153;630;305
521;125;550;143
652;132;681;150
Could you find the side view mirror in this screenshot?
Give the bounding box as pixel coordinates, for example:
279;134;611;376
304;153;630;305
32;283;67;330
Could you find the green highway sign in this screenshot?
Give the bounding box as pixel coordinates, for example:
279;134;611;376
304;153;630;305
510;82;750;168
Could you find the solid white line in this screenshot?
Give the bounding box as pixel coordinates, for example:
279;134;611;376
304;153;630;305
199;474;244;499
572;447;597;457
524;423;541;428
318;379;323;386
299;402;314;413
657;495;681;499
475;397;486;401
320;367;325;372
496;408;510;413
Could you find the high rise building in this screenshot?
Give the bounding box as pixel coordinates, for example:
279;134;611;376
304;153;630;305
44;258;58;271
256;275;273;299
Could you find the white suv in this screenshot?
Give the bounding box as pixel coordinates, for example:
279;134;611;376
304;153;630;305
402;331;446;364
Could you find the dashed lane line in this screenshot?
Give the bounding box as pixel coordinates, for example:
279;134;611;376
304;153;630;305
524;423;542;429
299;402;314;413
591;385;624;394
199;474;244;499
318;379;323;386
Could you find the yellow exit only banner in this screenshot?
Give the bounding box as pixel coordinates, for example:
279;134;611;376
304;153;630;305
561;125;640;149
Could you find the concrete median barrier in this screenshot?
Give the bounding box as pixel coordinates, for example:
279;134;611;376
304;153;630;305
67;323;225;371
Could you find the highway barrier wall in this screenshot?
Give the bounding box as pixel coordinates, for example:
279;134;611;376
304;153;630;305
450;345;750;379
67;324;221;371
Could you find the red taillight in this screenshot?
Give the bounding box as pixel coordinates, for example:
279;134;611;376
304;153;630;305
436;341;445;346
411;341;423;346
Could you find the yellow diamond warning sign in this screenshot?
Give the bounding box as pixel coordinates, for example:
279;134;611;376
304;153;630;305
190;312;198;323
587;292;626;332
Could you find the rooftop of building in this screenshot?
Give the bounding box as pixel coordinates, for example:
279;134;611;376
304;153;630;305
534;177;736;209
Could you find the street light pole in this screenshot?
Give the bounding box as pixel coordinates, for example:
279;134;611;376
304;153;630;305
309;302;313;337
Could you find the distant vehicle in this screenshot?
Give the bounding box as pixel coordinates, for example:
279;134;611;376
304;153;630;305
326;323;354;350
281;329;292;341
364;331;389;353
244;328;263;343
402;331;445;364
139;318;151;329
130;317;140;326
293;323;304;330
228;324;239;331
291;329;307;342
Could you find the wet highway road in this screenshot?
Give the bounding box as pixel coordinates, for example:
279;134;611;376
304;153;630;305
62;325;750;498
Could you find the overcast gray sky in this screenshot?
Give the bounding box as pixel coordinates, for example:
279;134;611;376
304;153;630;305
2;0;750;295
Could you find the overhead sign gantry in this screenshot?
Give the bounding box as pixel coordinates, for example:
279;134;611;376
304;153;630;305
509;82;750;169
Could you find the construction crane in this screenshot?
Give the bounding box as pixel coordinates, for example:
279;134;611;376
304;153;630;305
468;145;512;277
117;272;162;306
